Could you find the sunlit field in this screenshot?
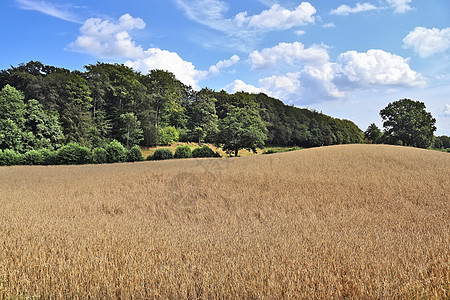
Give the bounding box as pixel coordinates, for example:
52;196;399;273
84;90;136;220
0;144;448;298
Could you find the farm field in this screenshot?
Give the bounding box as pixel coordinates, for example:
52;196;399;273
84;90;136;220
0;144;449;298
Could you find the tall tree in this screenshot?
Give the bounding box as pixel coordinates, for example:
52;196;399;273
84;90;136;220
119;112;144;148
216;105;267;157
380;99;436;148
364;123;382;144
187;89;218;143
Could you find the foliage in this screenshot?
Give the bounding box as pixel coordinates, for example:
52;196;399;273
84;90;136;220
380;99;436;148
105;140;127;163
92;147;108;164
174;145;192;159
22;150;45;165
364;123;382;144
1;61;366;155
262;147;303;155
158;126;179;145
192;145;221;158
433;135;450;149
127;145;144;162
120;113;143;148
56;143;92;165
0;149;22;166
216;106;268;157
150;148;174;160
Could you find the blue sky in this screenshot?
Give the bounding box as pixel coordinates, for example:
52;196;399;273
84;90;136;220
1;0;450;135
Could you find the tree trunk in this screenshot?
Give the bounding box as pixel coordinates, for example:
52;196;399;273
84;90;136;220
234;148;239;157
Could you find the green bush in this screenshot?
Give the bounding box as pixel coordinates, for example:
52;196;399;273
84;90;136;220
158;126;179;145
262;149;277;155
151;148;174;160
174;145;192;159
38;148;57;165
92;147;108;164
127;145;144;162
192;145;221;158
0;149;23;166
57;143;92;165
105;140;127;163
22;149;45;165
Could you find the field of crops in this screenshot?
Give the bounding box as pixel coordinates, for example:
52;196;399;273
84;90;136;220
0;144;448;298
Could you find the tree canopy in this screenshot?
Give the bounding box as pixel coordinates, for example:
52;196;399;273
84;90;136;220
1;61;366;154
216;106;267;157
380;99;436;148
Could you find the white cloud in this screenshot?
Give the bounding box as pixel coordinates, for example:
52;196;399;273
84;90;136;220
235;2;316;30
403;27;450;57
331;3;378;16
259;73;302;100
225;80;262;94
227;49;424;104
295;30;306;36
206;55;240;77
249;42;329;69
71;14;238;89
322;23;335;28
386;0;413;13
334;49;425;88
71;14;146;58
16;0;82;23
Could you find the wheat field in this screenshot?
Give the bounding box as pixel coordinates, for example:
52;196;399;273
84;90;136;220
0;144;448;299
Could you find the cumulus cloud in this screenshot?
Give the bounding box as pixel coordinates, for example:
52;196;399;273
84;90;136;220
386;0;413;13
334;49;425;88
331;3;378;16
249;42;329;69
71;14;239;89
225;80;262;94
235;2;316;30
16;0;82;23
227;49;424;104
71;14;146;58
403;27;450;57
206;55;240;77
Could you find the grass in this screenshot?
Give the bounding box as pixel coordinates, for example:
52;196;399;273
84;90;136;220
0;144;448;298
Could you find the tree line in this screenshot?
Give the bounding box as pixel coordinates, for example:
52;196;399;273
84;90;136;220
0;61;365;158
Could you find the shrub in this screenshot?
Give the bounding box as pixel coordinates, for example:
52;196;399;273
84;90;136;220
0;149;23;166
57;143;92;165
92;147;108;164
158;126;179;145
151;148;174;160
38;148;57;165
192;145;221;158
127;145;144;162
105;140;127;163
22;150;45;165
174;145;192;159
262;149;277;155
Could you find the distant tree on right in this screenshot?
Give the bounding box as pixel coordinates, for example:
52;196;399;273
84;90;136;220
380;99;436;148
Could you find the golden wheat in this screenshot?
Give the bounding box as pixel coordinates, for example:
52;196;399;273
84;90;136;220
0;144;449;299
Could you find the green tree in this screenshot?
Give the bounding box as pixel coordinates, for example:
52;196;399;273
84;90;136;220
119;112;144;148
364;123;382;144
380;99;436;148
23;99;64;151
187;89;218;143
216;105;267;157
0;85;26;151
158;126;179;145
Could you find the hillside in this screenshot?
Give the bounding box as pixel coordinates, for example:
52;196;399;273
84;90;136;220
0;145;448;298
